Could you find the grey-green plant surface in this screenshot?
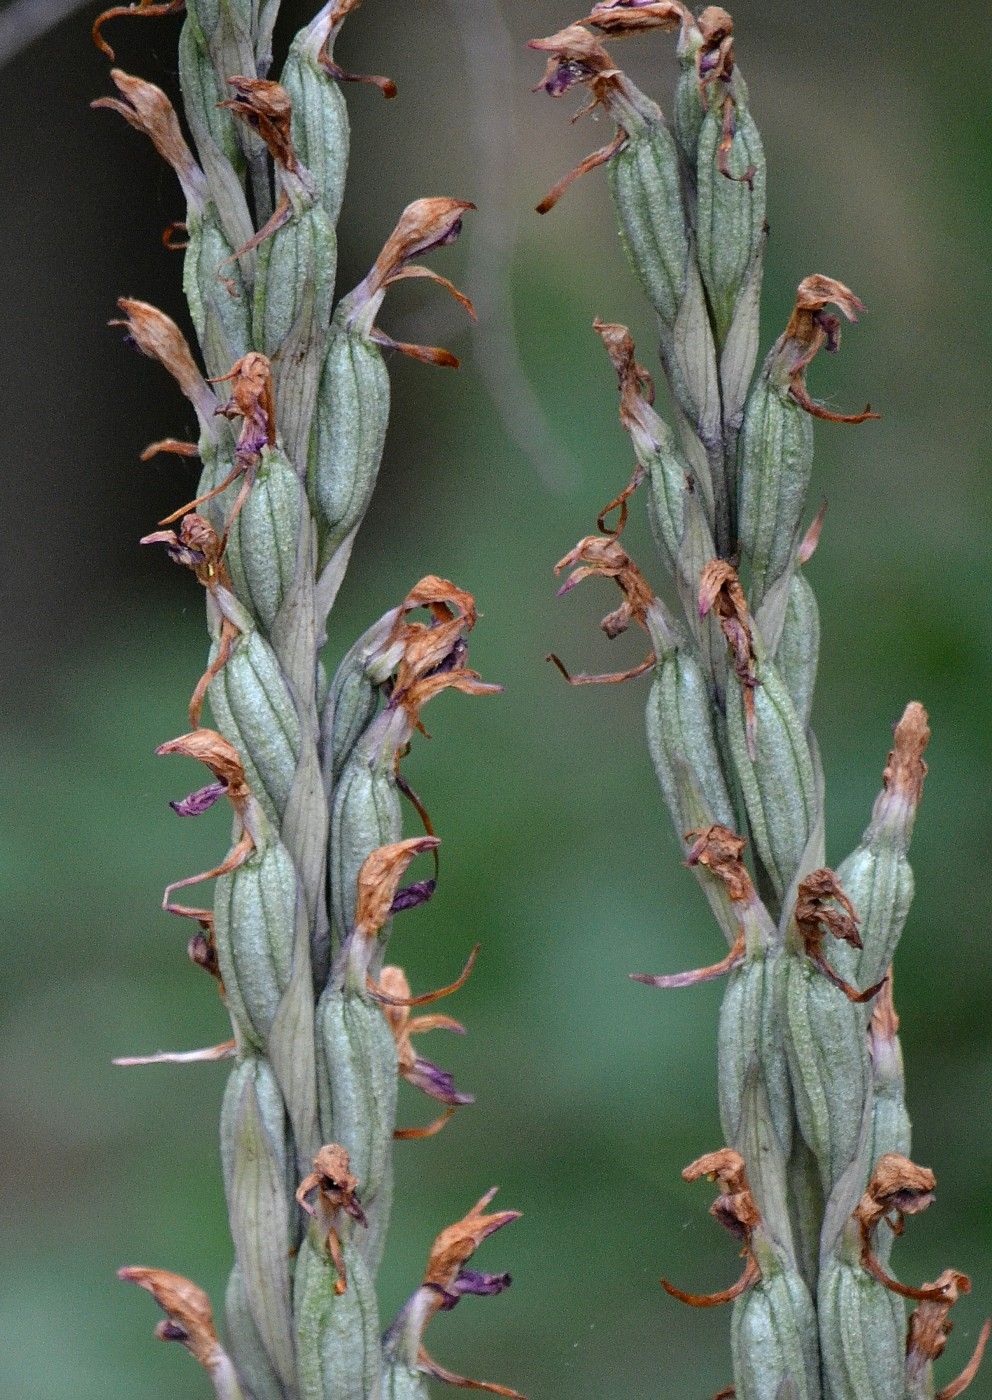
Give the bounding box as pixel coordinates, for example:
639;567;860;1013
532;4;991;1397
91;1;521;1396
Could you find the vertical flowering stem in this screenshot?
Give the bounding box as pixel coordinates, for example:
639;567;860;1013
533;5;987;1396
96;3;521;1397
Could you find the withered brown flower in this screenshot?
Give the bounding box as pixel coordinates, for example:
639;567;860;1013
854;1153;949;1302
662;1148;762;1307
296;1144;367;1294
794;868;886;1004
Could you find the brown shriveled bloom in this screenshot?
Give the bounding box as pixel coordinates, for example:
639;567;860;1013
155;729;256;921
662;1149;762;1307
311;0;396;97
551;535;657;685
218;78;316;253
117;1266;224;1371
375;963;477;1139
112;298;218;429
296;1144;367;1294
698;561;758;754
159;352;276;536
352;837;441;940
402;1190;524;1397
341;199;477;367
632;826;753;988
854;1154;950;1302
907;1270;992;1400
141;514;241;725
590;318;661;534
794;868;886;1004
771;276;881;424
528;25;634;214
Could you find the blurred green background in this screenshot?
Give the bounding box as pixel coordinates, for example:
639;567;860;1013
2;0;991;1395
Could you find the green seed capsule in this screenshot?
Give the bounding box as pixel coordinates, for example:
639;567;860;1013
726;655;818;900
328;717;403;950
177;21;254;262
281;15;350;228
321;618;392;787
775;574;820;732
254;202;337;472
784;958;871;1193
696;99;766;351
214;833;298;1048
719;949;793;1166
295;1234;382;1400
184;208;252;381
609;121;689;332
818;1257;906;1400
731;1264;821;1400
220;1060;296;1393
308;326;390;572
225;447;306;633
315;988;398;1271
737;372;813;614
645;646;736;836
208;627;302;827
224;1265;289;1400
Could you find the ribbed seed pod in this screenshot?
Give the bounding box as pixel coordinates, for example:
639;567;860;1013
731;1260;821;1400
225;447;306;633
381;1361;430;1400
309;322;390;571
220;1059;297;1394
208;626;303;827
224;1265;288;1400
696;85;766;352
609;119;689;334
774;574;820;732
281;4;351;228
184;210;253;380
726;653;818;899
214;830;299;1049
784;960;871;1194
329;715;404;949
719;946;792;1165
737;372;812;613
294;1235;381;1400
315;987;398;1269
818;1255;905;1400
836;703;930;990
320;609;396;785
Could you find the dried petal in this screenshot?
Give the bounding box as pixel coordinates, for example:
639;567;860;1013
156;729;249;807
882;701;930;805
353;837;441;939
698;561;758;752
855;1154;949;1302
662;1148;761;1308
112;299;215;423
555;534;655;638
423;1188;521;1296
92;70;206;209
583;0;690;35
91;0;184;62
774;275;880;424
684;825;754;903
220;78;298;173
794;868;886;1003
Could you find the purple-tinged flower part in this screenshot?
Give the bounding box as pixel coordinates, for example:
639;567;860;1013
431;1269;513;1312
169;780;228;816
390;878;437;914
409;1056;475;1106
543;59;593;96
426;635;468;678
139;529;206;570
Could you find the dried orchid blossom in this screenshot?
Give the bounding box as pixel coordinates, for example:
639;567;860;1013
94;2;521;1395
534;5;987;1395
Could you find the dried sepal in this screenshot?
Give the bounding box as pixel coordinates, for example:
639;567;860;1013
114;1040;236;1066
117;1266;223;1370
296;1144;367;1294
773;276;880;424
376;965;474;1127
662;1148;762;1307
582;1;690;35
551;534;657;685
314;0;397;96
220;78;298;173
91;0;184;62
92;70;206;210
112;298;216;427
906;1269;991;1400
882;701;930;806
416;1348;526;1398
698;561;758;753
854;1154;949;1302
794;868;886;1003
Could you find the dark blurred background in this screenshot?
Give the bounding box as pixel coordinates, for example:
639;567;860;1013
2;0;991;1395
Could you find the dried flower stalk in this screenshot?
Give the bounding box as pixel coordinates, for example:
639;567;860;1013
534;6;987;1396
96;3;520;1395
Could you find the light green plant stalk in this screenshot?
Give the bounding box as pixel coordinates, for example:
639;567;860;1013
92;3;521;1397
533;4;990;1396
